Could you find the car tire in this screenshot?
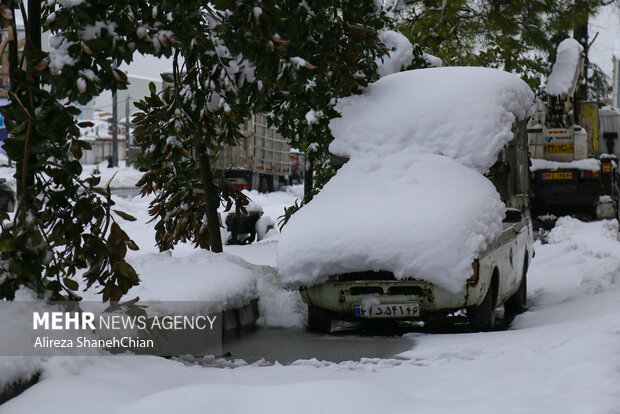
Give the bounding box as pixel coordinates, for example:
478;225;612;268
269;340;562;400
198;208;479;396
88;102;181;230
467;278;497;332
307;305;332;333
6;199;14;213
505;261;528;323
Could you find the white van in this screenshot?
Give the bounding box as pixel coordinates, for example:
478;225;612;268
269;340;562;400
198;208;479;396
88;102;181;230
277;67;535;332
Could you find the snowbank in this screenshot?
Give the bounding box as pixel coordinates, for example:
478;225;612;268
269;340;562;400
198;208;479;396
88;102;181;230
545;38;583;97
278;153;505;293
528;217;620;308
376;30;413;77
279;67;533;291
530;158;600;172
121;252;260;312
329;67;534;173
80;160;144;189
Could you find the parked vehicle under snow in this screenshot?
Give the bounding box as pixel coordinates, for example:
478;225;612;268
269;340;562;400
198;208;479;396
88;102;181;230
277;67;536;331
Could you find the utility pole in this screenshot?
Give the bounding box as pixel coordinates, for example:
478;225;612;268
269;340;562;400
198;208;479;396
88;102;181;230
112;90;118;167
125;94;130;145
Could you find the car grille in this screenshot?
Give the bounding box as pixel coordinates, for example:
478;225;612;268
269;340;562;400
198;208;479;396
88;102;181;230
328;271;419;282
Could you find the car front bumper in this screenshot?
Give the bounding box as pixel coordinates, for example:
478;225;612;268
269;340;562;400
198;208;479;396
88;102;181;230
300;278;488;321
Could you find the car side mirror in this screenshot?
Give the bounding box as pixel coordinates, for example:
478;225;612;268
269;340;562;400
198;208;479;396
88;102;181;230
503;208;522;223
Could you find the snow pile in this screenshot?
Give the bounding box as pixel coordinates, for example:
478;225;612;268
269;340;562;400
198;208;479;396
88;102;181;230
329;67;534;173
0;356;42;396
80;161;144;189
376;30;413;77
528;217;620;306
545;38;583;97
76;251;257;313
423;53;442;67
279;67;533;291
279;154;505;293
78;239;303;327
530;158;600;172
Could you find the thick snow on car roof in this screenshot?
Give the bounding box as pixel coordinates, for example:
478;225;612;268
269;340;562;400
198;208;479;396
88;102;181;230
278;67;534;292
329;66;534;174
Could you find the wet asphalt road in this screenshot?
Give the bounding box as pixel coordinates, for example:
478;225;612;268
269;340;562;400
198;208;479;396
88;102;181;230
221;327;418;364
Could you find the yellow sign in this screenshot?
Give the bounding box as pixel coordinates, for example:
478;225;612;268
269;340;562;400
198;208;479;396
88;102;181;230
544;143;574;154
580;102;599;152
542;172;573;180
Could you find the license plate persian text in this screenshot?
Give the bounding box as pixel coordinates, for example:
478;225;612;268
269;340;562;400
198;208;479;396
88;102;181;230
353;303;420;318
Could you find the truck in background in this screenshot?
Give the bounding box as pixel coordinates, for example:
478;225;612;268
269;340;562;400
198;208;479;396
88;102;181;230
210;113;291;193
527;38;619;221
162;74;291;193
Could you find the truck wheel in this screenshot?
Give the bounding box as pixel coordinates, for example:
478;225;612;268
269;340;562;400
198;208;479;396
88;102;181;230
307;305;332;333
467;278;497;332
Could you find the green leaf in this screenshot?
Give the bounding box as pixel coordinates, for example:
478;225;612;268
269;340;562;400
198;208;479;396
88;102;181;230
63;277;79;291
113;210;137;221
118;260;139;282
126;239;139;251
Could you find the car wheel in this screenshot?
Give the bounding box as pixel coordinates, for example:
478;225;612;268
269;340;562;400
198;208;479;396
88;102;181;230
307;305;332;333
6;199;14;213
505;260;528;325
467;278;497;332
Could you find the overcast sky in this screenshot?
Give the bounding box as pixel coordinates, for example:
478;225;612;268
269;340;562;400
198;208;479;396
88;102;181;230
590;3;620;77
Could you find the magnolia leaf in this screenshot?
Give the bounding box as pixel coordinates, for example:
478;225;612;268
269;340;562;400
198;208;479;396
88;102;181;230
104;171;118;190
63;277;79;291
113;210;137;222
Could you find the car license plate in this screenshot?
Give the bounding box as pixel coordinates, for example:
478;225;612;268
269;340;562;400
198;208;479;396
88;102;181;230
353;303;420;318
541;172;572;180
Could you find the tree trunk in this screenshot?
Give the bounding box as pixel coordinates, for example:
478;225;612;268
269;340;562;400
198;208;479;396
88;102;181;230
573;8;588;109
195;139;223;253
304;156;314;204
15;0;41;210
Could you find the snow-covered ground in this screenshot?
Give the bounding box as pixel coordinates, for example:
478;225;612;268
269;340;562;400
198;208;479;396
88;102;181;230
2;182;620;412
0;160;144;191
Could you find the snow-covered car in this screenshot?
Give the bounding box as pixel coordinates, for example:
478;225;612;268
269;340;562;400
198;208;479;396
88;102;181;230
277;67;535;332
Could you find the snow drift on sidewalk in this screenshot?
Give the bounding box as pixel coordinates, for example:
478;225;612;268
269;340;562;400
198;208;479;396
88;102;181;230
278;67;534;292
